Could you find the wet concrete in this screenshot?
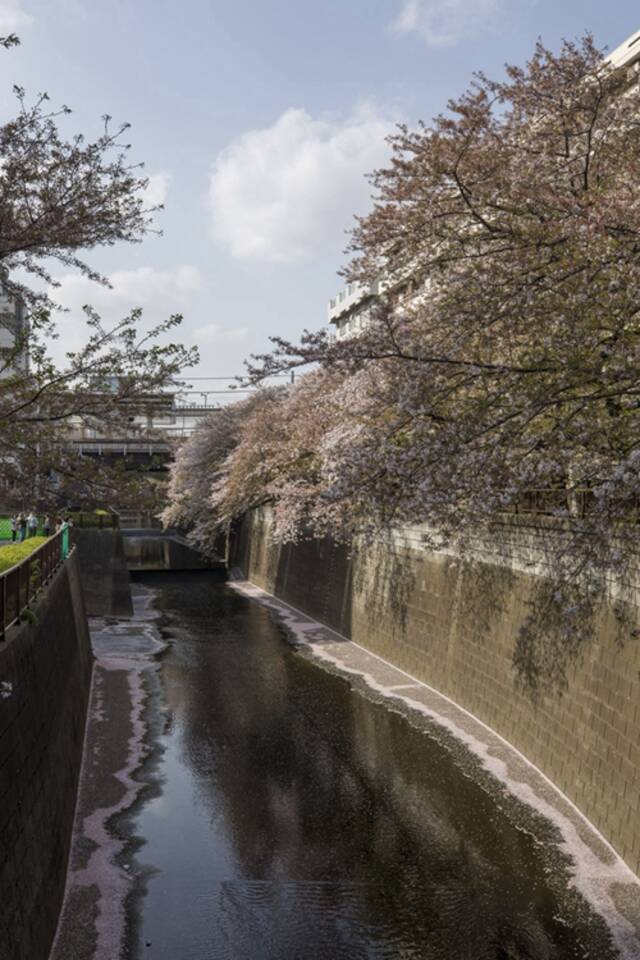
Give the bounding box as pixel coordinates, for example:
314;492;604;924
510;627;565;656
49;587;166;960
52;572;640;960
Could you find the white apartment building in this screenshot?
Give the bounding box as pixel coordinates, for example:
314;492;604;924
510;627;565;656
0;283;27;378
328;280;382;340
608;28;640;71
328;272;428;341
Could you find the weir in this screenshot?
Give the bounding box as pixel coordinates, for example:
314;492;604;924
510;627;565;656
121;530;226;572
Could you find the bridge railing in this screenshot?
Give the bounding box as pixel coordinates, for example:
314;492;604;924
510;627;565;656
0;529;70;641
70;511;119;529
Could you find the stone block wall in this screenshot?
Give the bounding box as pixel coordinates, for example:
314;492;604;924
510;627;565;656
230;506;640;877
0;552;93;960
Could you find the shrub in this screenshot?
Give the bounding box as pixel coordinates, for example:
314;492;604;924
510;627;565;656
0;538;49;573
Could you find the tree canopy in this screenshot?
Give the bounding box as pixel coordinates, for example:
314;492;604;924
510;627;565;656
166;35;640;694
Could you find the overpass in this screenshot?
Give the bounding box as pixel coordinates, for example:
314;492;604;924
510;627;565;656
70;402;217;471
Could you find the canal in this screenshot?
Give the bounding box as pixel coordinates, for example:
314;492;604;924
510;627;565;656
128;572;617;960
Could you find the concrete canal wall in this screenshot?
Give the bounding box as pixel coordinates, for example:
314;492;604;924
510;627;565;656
0;551;93;960
230;506;640;877
73;528;133;617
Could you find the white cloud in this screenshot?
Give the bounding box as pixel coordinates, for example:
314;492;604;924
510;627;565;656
193;323;249;344
145;171;172;208
0;0;33;31
208;104;395;264
391;0;501;47
47;265;204;363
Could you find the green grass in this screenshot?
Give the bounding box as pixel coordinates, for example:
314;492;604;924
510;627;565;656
0;538;50;573
0;511;115;540
0;518;49;539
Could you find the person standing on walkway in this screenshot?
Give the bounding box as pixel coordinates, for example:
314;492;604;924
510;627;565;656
9;515;17;542
18;514;27;542
28;512;38;538
43;515;51;537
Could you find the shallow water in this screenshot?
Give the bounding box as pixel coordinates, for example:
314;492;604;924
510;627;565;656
130;573;617;960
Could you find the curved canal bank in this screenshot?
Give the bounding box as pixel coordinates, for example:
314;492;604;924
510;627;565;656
230;506;640;881
52;569;640;959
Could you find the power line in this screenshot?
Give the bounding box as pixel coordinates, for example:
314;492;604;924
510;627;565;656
177;374;292;381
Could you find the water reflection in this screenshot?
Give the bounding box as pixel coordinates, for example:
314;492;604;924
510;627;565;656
134;574;615;960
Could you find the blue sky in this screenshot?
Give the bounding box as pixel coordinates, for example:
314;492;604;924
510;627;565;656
1;0;639;398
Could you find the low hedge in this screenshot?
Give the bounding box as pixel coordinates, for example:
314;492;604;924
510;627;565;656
0;538;50;573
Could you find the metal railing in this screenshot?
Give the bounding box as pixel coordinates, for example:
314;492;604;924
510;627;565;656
507;488;640;521
0;529;70;641
73;440;170;455
71;511;119;529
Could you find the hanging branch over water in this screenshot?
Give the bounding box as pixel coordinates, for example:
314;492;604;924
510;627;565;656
169;35;640;694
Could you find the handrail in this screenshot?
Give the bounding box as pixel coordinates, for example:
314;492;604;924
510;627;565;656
0;529;71;641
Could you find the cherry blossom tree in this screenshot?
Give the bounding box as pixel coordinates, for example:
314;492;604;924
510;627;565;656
0;81;160;306
160;393;276;550
0;305;197;509
170;36;640;693
0;40;197;507
210;370;349;541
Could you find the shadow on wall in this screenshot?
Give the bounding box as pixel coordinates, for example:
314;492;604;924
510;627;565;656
230;512;638;700
456;560;515;645
230;512;354;640
353;533;416;637
274;533;353;638
513;575;640;701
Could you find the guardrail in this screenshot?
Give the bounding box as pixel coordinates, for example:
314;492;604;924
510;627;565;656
0;529;70;641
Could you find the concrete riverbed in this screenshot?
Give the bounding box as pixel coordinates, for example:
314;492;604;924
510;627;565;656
51;571;640;960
